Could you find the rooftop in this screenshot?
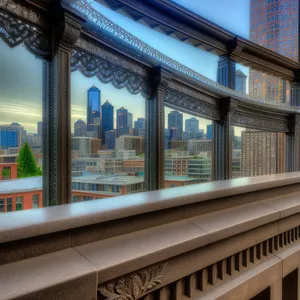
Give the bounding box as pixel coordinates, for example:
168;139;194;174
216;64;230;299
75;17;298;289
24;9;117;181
0;176;42;194
72;174;144;185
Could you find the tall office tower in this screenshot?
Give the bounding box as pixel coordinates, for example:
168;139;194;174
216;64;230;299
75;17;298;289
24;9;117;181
37;121;43;138
101;100;114;145
116;107;132;137
168;111;183;139
0;123;23;149
235;70;247;93
164;129;171;149
105;130;115;149
134;118;146;136
241;131;286;177
74;119;86;137
206;124;213;140
249;0;299;103
185;117;199;138
127;112;133;130
87;86;101;137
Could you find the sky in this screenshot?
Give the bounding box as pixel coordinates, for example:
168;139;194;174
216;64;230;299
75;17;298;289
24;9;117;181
0;0;250;134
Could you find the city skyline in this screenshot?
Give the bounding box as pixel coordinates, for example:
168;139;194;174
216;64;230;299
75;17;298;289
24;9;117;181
0;1;251;135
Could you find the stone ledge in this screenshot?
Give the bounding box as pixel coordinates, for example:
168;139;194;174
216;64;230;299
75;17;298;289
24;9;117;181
1;173;300;244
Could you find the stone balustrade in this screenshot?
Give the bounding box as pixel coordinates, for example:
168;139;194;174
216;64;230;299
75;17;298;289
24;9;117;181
1;173;300;299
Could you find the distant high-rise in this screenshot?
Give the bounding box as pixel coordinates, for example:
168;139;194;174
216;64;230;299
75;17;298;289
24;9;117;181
74;119;86;137
0;123;23;149
235;70;247;94
87;86;101;136
249;0;299;103
241;131;286;177
206;125;213;140
134;118;146;130
185;117;199;137
37;121;43;138
101;100;114;145
127;112;133;130
117;107;132;137
116;135;144;155
168;111;183;139
105;130;115;149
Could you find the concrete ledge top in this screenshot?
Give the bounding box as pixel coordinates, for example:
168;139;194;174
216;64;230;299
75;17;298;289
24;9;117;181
1;172;300;243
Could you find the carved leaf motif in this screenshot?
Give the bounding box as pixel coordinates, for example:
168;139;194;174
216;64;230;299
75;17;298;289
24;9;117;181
98;263;167;300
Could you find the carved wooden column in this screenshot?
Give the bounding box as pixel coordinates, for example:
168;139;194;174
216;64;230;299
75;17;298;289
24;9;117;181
217;55;236;90
43;8;82;206
212;99;235;181
145;68;169;191
287;114;300;173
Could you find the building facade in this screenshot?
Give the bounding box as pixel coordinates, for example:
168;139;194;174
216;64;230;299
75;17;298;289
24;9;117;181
249;0;299;103
116;135;144;155
101;101;114;145
74;119;87;137
87;86;101;136
168;111;183;139
0;123;24;150
235;69;247;93
241;131;286;177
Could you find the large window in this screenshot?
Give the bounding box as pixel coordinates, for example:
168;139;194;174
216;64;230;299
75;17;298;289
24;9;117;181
0;38;43;213
6;198;12;212
16;196;23;211
71;70;146;202
164;107;212;188
0;199;4;213
32;195;39;209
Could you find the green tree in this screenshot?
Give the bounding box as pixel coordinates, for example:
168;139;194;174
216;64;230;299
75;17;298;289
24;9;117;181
17;143;40;178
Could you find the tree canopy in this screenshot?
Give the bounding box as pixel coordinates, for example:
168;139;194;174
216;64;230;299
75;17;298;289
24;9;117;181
17;143;41;178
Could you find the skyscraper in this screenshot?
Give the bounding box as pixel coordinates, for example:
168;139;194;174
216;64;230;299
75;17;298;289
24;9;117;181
241;131;286;176
249;0;299;103
101;100;114;145
235;70;247;94
117;107;132;137
0;123;23;149
168;111;183;139
206;125;213;140
74;119;86;137
105;130;115;149
87;86;101;136
185;117;199;137
37;121;43;138
134;118;146;136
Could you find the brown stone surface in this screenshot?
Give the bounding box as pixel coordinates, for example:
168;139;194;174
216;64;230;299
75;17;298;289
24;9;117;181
188;202;279;243
75;220;208;283
0;249;97;300
1;173;300;244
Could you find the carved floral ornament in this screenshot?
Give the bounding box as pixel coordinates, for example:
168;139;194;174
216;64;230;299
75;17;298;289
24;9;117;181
71;49;151;99
98;263;167;300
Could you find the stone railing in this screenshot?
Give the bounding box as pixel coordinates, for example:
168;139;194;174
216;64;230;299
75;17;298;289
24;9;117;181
1;173;300;299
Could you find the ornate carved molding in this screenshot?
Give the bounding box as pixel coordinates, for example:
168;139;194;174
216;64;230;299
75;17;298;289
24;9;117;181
60;14;81;50
98;263;167;300
168;80;218;106
0;11;49;57
0;0;48;28
231;111;289;132
165;88;220;121
71;49;151;99
75;36;149;78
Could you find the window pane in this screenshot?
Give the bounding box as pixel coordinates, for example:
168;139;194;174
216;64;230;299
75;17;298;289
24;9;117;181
32;194;39;209
164;107;212;188
0;38;43;213
16;196;23;211
71;70;146;202
0;199;4;212
6;198;12;212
